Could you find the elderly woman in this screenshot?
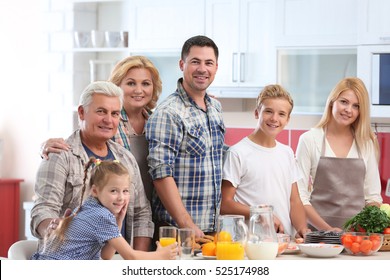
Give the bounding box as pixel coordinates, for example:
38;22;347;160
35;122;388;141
31;81;153;251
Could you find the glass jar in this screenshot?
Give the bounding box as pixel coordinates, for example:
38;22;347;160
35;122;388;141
246;205;278;260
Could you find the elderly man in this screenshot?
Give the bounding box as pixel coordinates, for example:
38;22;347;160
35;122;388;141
31;81;153;251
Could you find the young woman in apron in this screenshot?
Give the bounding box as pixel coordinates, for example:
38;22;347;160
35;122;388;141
296;77;382;231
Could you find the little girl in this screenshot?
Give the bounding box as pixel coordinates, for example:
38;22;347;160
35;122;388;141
31;158;177;260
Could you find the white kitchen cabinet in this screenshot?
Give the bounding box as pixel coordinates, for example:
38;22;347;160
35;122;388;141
128;0;205;53
275;0;358;47
358;0;390;45
205;0;276;98
70;0;131;130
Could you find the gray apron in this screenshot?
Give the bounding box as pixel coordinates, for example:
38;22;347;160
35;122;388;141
310;133;366;229
129;134;154;204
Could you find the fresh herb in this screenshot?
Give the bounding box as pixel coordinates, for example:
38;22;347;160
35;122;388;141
343;206;390;233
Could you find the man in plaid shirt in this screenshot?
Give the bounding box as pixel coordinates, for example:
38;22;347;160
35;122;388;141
146;36;225;238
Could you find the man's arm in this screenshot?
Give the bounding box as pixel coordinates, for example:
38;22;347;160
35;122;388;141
31;154;69;238
154;177;203;237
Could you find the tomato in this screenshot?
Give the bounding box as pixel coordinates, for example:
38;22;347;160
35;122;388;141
352;235;363;243
342;236;353;249
369;234;381;241
384;227;390;234
359;240;373;254
350;242;361;254
357;225;366;233
371;239;381;251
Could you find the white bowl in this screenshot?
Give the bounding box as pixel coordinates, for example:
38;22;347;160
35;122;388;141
298;243;344;258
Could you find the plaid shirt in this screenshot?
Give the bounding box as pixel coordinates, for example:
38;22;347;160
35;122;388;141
145;78;225;232
31;130;153;247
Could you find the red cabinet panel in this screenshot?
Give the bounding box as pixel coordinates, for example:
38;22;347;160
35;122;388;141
225;128;252;146
0;179;23;257
276;130;289;146
290;129;307;153
225;128;291;147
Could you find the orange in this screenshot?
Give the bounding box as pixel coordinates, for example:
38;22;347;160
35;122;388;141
202;242;216;256
217;231;232;243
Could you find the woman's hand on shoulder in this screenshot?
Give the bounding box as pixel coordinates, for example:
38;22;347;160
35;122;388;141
40;138;70;159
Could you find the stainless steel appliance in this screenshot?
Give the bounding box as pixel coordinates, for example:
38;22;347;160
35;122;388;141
372;53;390;105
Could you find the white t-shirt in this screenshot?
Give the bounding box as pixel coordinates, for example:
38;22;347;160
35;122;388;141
223;137;301;236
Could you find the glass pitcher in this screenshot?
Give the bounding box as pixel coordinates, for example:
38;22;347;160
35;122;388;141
216;215;248;260
246;205;278;260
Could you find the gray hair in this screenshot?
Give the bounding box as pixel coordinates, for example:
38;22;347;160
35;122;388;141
79;81;124;109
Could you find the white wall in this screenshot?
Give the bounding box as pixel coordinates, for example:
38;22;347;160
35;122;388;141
0;0;50;239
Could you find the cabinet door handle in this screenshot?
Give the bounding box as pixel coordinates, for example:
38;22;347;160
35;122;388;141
240;53;245;83
379;36;390;42
232;53;238;82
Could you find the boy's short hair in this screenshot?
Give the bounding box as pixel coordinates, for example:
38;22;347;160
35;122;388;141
256;84;294;114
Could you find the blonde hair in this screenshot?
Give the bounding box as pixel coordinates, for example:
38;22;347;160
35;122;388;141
109;55;162;111
316;77;379;160
48;158;130;245
256;84;294;115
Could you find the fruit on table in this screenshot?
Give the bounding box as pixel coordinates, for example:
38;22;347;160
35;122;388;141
202;242;216;256
384;227;390;234
341;232;383;255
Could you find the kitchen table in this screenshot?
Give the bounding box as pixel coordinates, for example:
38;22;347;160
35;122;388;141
277;250;390;260
192;250;390;260
111;249;390;260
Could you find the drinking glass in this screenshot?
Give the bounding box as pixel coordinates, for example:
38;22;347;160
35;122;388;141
178;228;195;259
159;226;177;247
